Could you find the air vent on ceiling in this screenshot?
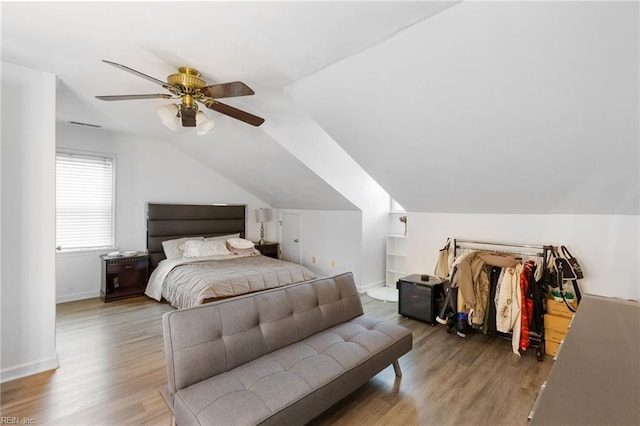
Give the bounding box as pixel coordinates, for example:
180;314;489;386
68;121;102;128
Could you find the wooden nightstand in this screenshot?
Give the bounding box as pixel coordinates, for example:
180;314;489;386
254;242;279;259
100;253;149;302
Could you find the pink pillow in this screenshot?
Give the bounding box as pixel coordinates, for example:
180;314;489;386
226;243;260;256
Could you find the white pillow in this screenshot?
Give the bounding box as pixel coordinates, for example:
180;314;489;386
162;236;204;259
226;238;255;249
181;239;232;258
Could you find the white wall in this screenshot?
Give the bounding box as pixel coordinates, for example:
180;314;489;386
280;209;363;287
56;123;273;302
403;213;640;300
1;62;59;382
285;1;640;216
262;91;390;288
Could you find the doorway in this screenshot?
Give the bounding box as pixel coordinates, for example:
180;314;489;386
280;212;301;264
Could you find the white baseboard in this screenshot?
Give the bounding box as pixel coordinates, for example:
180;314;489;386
357;280;386;293
1;355;59;383
56;290;100;304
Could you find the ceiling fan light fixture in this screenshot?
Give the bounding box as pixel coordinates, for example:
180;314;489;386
196;110;215;136
98;61;264;128
157;104;180;131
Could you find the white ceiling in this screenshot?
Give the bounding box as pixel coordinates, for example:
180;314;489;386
1;0;455;210
2;1;638;214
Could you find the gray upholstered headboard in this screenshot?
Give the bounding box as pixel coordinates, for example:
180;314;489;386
146;203;246;271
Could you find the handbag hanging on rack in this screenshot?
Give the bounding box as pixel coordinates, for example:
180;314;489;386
555;257;577;280
434;238;453;278
560;245;584;279
554;255;582;311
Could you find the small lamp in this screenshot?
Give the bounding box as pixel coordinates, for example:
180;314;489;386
156;104;180;131
196;110;215;135
255;208;273;245
156;104;215;135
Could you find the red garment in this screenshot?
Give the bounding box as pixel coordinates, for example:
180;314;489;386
519;261;535;351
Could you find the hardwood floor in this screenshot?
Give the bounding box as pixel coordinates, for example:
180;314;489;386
310;296;553;426
1;294;553;425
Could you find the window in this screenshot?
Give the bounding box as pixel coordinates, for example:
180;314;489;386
390;198;406;213
56;152;114;251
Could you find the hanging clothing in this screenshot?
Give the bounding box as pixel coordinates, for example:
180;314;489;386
529;260;546;335
477;252;520;269
450;251;485;313
472;253;519;329
510;264;524;356
496;264;523;334
451;250;520;315
534;257;544;282
472;264;491;327
519;261;536;351
483;266;502;335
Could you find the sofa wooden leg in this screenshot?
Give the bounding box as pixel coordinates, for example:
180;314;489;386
170;416;176;426
392;360;402;378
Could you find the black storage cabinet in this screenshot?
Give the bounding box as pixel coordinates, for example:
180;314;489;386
397;274;447;324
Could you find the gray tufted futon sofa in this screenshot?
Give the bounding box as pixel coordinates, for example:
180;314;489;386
160;272;413;426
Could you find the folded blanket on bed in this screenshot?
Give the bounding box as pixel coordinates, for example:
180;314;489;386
145;254;319;309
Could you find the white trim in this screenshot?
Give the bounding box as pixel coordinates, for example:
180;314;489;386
1;355;60;383
56;290;100;304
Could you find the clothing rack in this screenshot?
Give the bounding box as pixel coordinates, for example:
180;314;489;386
453;238;553;261
450;238;555;361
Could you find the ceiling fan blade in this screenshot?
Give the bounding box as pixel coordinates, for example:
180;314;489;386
96;94;173;101
204;100;265;127
181;106;196;127
201;81;255;99
102;60;176;89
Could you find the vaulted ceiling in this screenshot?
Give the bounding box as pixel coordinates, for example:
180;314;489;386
2;1;638;214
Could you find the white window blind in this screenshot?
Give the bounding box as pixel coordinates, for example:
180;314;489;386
56;152;114;251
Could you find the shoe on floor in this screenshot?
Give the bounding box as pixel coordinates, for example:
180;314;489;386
456;312;468;338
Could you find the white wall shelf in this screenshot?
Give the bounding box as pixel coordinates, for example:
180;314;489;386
386;234;407;286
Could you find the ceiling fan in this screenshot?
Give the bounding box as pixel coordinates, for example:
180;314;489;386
96;60;264;132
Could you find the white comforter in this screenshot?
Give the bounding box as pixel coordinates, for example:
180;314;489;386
145;254;318;309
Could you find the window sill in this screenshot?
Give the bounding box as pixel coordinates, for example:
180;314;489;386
56;247;117;257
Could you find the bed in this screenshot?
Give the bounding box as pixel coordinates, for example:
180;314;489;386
144;203;318;309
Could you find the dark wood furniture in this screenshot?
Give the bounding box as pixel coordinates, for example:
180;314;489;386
254;242;279;259
100;254;149;302
397;274;446;325
146;203;246;272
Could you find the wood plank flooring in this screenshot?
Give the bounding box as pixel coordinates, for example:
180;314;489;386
1;294;553;425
